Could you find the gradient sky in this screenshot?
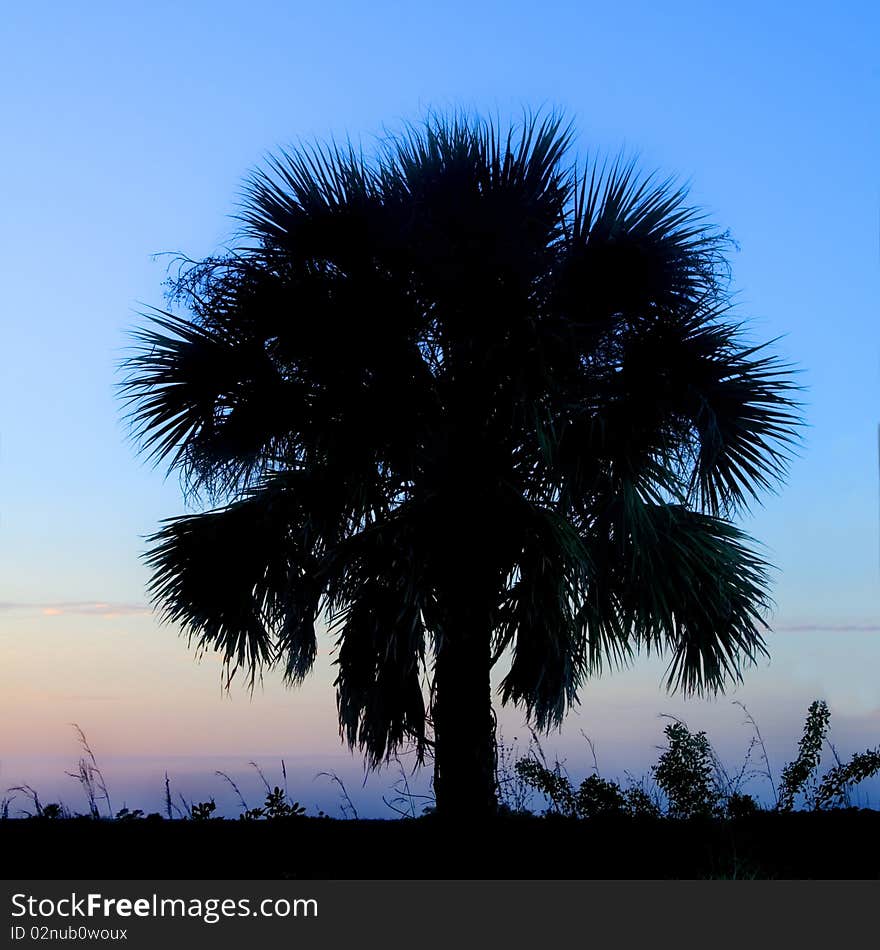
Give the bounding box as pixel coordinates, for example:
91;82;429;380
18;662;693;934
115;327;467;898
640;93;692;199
1;1;879;817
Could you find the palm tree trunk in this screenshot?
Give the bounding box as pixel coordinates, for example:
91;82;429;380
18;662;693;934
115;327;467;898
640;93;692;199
432;613;498;820
430;399;499;820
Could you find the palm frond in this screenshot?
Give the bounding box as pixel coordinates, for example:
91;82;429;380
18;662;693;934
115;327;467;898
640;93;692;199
325;509;433;765
144;479;319;688
120;308;295;497
567;155;729;308
495;500;591;729
680;321;801;514
333;578;428;767
587;491;772;695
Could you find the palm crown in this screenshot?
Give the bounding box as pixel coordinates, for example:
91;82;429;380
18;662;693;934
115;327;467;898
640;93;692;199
122;114;799;816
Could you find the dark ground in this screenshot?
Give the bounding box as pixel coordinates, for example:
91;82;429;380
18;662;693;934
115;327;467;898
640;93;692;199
3;810;879;879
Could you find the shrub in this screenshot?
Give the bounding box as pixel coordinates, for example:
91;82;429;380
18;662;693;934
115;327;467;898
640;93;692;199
514;758;658;818
652;721;723;819
189;799;217;820
239;788;307;821
777;700;830;811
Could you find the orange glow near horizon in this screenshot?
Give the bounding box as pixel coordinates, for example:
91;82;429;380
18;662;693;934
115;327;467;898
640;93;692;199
0;611;344;760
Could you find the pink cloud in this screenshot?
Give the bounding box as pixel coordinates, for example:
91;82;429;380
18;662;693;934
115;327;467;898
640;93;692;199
772;623;880;632
0;601;150;618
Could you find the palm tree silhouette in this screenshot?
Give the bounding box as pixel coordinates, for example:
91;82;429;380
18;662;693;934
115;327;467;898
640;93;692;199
122;113;800;819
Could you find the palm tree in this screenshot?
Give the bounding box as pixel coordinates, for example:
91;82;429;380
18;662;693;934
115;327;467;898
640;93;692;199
122;113;799;819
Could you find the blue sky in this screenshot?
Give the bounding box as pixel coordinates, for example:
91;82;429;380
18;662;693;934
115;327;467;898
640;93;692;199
1;1;878;816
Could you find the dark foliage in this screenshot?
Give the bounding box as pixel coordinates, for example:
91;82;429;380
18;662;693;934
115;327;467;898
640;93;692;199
4;811;880;879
